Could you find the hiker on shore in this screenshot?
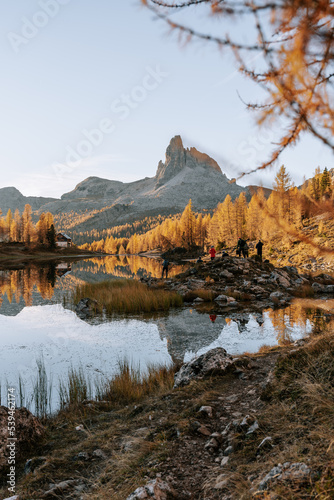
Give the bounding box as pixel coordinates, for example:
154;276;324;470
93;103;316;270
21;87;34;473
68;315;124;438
209;246;216;260
236;237;245;257
161;258;169;278
256;240;263;260
196;256;203;263
243;240;249;258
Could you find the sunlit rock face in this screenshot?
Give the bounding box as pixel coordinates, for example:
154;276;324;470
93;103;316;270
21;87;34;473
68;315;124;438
33;135;247;233
155;135;222;186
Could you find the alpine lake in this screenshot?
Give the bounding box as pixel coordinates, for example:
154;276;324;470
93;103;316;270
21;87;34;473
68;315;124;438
0;255;333;414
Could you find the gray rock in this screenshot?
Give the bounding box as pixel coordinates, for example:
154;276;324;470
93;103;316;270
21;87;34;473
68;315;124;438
220;270;233;279
220;456;229;467
246;420;259;435
126;477;178;499
173;348;234;388
214;294;228;302
43;480;79;498
269;291;284;302
24;456;47;475
312;282;325;292
326;284;334;293
258;436;273;449
75;298;99;318
223;445;233;456
258;462;312;491
199;405;213;417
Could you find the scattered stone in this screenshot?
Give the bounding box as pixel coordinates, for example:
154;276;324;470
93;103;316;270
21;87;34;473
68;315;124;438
72;451;90;461
205;437;219;451
312;282;324;292
193;297;204;303
93;448;108;459
75;424;87;433
220;456;229;467
214;474;228;489
126;477;178;499
246;420;259;435
258;436;273;449
197;425;212;436
214;294;228;302
223;445;233;456
220;270;233;279
24;456;47;474
75;297;99;318
43;480;79;498
173;348;234;388
258;462;312;491
198;406;213;417
269;291;284;302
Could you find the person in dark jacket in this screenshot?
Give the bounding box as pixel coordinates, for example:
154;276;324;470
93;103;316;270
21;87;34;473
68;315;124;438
237;237;245;257
256;240;264;260
162;259;169;278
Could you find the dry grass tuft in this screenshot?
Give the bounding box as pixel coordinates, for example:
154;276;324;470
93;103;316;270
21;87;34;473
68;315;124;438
98;361;177;406
73;279;183;314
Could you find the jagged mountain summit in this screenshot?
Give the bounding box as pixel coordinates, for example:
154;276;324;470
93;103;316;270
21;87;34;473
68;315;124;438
0;136;247;232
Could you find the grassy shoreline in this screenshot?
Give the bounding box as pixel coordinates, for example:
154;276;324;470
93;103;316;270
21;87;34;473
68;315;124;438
1;331;333;499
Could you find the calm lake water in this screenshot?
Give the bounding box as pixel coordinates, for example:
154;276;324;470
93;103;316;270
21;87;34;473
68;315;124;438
0;256;333;412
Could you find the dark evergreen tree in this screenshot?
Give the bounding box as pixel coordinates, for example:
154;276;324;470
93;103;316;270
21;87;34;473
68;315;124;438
46;224;56;249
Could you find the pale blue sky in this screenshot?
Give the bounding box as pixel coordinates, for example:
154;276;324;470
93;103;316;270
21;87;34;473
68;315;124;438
0;0;332;198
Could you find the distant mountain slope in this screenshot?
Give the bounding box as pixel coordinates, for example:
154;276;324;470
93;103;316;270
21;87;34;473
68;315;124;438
0;136;270;235
38;136;247;232
0;187;57;214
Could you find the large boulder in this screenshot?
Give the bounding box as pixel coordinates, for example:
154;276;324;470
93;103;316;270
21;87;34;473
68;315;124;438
0;406;45;477
174;348;234;388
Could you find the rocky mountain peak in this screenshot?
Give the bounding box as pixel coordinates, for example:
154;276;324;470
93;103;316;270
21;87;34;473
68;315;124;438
155;135;222;187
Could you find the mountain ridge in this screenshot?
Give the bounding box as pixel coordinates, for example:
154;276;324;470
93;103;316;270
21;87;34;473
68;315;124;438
0;136;267;234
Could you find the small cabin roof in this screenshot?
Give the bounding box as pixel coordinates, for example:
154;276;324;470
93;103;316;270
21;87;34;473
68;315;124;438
57;232;72;240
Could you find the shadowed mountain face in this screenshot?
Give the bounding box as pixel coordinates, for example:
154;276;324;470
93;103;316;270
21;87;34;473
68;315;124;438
0;136;253;232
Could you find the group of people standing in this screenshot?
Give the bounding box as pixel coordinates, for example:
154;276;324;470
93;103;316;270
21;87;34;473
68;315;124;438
208;238;263;261
161;239;264;278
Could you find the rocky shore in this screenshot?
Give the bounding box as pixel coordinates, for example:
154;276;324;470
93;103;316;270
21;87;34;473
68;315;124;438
142;254;334;309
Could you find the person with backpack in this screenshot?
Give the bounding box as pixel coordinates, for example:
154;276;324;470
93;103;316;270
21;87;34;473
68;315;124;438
256;240;264;260
242;240;249;258
237;237;245;257
162;258;169;278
